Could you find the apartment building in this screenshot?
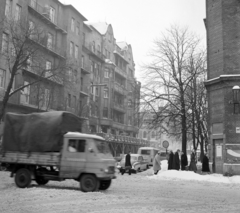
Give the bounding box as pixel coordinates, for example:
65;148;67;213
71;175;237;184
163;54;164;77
0;0;141;138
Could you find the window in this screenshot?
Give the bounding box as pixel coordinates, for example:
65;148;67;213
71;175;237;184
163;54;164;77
68;139;85;152
1;33;8;53
91;82;93;94
97;45;100;53
0;69;6;88
73;96;76;108
70;41;74;56
68;69;72;81
82;33;85;45
49;7;55;23
95;87;99;96
76;26;79;36
43;89;50;108
71;18;75;32
47;33;53;50
75;45;78;59
103;107;108;118
81;55;84;68
29;21;35;39
15;4;21;21
68;94;71;107
128;116;132;125
30;0;36;9
20;81;30;104
92;41;95;52
73;70;77;83
26;54;32;70
45;61;52;77
5;0;12;18
128;100;132;108
103;88;109;98
104;68;109;78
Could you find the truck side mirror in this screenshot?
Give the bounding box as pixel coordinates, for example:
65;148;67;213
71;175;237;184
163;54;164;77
88;148;94;153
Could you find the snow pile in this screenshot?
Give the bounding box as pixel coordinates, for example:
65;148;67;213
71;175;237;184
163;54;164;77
146;160;240;184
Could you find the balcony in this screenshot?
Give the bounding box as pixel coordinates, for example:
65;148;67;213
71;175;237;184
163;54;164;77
81;65;91;74
29;36;66;59
113;48;129;64
113;102;125;113
22;66;63;85
28;0;67;34
82;42;105;62
80;85;89;96
115;66;127;79
114;82;126;95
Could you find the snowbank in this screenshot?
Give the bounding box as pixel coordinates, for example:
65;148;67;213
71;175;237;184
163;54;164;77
146;160;240;184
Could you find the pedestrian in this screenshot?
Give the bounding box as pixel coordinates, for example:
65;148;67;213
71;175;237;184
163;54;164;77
125;151;132;175
180;151;188;171
153;151;161;175
189;150;197;173
172;149;180;170
168;150;174;170
202;152;210;173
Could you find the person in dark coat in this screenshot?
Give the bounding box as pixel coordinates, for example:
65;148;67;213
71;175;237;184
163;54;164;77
172;149;180;170
180;151;188;171
168;150;174;170
125;151;132;175
202;152;210;173
189;150;197;172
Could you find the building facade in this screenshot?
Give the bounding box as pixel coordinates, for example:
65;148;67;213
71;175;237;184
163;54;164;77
205;0;240;174
0;0;141;141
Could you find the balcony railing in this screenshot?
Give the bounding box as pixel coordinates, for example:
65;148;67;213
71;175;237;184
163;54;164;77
113;102;125;113
82;42;105;62
115;66;127;79
81;64;91;74
28;0;67;34
80;85;89;95
114;82;126;95
29;36;66;59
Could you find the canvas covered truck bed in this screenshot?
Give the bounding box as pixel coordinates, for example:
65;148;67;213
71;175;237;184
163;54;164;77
1;111;82;152
0;152;60;166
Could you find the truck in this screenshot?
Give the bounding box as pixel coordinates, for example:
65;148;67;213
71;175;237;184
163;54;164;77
0;111;116;192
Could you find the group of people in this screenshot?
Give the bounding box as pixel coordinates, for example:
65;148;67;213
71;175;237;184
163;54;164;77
167;149;210;173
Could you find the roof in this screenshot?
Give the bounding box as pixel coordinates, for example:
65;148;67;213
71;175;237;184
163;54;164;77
117;41;128;50
84;22;109;35
65;132;104;140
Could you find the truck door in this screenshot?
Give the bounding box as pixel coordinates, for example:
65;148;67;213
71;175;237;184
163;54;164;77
60;138;86;178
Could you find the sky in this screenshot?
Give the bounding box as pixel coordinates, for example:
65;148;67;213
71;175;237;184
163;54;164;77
60;0;206;80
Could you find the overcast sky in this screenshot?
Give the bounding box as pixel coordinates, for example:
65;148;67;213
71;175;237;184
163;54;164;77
60;0;206;80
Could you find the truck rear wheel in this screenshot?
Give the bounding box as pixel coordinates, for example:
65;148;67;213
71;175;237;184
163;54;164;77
80;174;99;192
99;180;111;190
15;168;32;188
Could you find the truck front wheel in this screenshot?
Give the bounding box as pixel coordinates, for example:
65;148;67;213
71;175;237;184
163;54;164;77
80;174;99;192
99;180;111;190
15;168;32;188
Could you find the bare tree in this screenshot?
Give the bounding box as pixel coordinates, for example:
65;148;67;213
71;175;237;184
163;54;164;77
141;25;206;153
0;16;72;120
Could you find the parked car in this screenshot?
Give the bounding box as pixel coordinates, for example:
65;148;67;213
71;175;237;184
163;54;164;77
119;154;149;172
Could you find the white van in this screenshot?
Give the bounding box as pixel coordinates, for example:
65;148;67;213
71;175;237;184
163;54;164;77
137;147;160;166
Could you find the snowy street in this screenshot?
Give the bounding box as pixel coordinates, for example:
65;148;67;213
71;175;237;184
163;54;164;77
1;161;240;213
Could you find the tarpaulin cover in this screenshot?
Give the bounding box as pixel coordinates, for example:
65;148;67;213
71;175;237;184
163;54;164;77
2;111;82;152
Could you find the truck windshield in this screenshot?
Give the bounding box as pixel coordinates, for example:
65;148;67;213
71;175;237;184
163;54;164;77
95;140;111;154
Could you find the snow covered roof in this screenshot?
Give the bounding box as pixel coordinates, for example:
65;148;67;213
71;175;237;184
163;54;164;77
84;22;109;35
117;41;128;50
